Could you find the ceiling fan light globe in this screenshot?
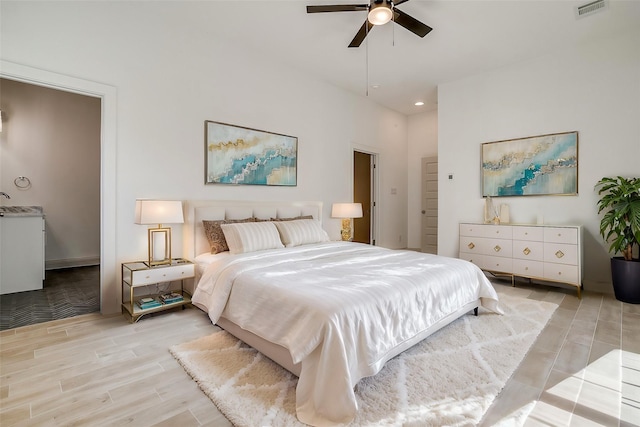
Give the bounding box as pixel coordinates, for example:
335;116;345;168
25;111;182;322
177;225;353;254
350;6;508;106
368;5;393;25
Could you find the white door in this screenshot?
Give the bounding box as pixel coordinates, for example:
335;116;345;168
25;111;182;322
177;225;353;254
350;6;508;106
421;156;438;254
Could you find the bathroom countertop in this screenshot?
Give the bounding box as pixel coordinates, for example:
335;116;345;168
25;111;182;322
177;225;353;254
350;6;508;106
0;206;44;217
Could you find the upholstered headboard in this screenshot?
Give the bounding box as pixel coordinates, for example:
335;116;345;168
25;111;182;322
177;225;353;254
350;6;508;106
183;200;323;260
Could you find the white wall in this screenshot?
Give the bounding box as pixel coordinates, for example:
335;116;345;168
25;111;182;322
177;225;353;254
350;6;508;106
438;29;640;293
0;1;409;313
407;110;438;249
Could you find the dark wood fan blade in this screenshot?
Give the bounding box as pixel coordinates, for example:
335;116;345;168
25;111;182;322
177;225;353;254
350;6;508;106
306;4;368;13
393;0;410;6
393;8;432;37
348;20;374;48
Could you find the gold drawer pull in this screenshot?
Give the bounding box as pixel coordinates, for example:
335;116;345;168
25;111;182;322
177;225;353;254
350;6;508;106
525;266;529;271
494;245;501;252
523;247;531;256
468;242;475;250
555;250;565;259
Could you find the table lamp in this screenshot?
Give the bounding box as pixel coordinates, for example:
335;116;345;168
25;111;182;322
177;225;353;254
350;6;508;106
331;202;363;241
135;200;184;266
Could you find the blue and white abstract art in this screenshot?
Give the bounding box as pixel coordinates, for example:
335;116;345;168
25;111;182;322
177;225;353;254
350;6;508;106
482;131;578;197
205;121;297;186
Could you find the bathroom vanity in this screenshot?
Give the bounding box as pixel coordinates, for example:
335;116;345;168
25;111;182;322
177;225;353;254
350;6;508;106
0;206;46;294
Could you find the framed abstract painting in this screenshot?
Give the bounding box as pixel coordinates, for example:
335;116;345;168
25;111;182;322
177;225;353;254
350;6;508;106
481;131;578;197
205;121;297;186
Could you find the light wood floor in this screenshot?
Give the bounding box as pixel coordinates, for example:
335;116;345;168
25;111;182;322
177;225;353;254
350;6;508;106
1;280;639;426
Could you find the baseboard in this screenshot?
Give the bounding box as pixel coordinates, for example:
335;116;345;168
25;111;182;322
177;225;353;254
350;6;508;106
46;257;100;270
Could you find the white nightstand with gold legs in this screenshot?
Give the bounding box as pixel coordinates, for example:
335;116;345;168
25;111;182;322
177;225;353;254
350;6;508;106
121;258;195;322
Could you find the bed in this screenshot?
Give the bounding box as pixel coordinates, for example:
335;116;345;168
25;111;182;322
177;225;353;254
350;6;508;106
183;200;502;427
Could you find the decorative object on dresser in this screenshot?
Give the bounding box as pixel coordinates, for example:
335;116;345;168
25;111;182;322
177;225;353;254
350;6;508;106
135;199;184;266
481;131;578;197
205;120;297;186
459;222;583;297
331;202;363;241
595;176;640;303
121;258;194;322
483;196;510;224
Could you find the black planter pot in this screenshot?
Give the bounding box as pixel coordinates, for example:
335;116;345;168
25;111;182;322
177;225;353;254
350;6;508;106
611;257;640;304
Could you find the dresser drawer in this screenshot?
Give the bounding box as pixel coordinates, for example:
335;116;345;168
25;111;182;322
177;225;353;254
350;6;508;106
131;263;195;286
482;255;513;274
513;259;544;278
544;263;579;285
460;223;512;239
460;236;512;258
513;226;544;242
513;240;544;261
544;227;578;244
459;252;485;269
544;243;578;266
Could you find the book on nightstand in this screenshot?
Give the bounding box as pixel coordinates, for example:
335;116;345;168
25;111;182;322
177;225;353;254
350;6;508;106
137;298;162;310
159;292;184;304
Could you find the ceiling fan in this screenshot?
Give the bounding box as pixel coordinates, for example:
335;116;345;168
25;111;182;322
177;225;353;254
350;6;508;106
306;0;433;48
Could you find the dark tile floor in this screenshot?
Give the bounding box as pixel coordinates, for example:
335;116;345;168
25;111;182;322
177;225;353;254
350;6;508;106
0;265;100;330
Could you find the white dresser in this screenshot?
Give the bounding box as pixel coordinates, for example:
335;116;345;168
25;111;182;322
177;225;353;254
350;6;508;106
459;223;583;297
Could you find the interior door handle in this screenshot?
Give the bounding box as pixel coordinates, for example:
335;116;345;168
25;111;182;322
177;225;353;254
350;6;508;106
421;210;426;214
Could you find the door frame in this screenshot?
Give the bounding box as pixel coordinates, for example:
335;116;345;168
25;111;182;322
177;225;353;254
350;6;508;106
1;60;118;314
352;144;379;245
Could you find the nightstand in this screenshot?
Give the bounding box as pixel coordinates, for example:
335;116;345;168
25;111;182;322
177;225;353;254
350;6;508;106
121;258;195;322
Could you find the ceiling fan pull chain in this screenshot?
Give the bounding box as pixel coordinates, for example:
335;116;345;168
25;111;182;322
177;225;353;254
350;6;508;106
392;6;395;46
365;22;369;97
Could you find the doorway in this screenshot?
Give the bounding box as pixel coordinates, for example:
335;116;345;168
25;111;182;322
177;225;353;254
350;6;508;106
1;60;118;315
353;150;376;245
421;156;438;254
0;75;102;326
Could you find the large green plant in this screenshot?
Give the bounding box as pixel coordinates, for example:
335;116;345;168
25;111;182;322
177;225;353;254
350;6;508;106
595;176;640;261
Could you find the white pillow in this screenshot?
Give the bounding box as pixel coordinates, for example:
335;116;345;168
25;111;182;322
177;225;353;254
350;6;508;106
220;221;284;254
274;219;330;247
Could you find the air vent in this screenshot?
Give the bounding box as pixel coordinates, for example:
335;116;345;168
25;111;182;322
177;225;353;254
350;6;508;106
575;0;608;19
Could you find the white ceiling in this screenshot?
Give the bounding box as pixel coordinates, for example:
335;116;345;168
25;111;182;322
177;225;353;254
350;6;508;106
184;0;640;115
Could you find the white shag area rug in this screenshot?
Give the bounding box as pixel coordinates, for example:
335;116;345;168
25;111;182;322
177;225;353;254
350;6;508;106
170;294;557;426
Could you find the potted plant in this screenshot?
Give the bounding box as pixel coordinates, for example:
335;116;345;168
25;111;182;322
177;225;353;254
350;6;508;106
595;176;640;303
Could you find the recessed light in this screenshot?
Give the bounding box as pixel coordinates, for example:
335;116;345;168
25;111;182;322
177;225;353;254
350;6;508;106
371;84;381;89
414;101;425;106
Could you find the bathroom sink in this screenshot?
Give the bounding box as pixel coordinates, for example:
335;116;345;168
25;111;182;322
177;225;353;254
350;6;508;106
0;206;44;217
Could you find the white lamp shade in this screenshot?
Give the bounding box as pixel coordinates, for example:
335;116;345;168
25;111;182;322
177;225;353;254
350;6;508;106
331;203;363;219
135;200;184;225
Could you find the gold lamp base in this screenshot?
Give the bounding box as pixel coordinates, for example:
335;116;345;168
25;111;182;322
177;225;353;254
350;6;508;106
147;225;172;266
340;218;352;241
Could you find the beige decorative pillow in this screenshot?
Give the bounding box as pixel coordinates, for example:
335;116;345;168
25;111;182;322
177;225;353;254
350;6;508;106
220;221;284;254
203;217;255;253
274;219;330;247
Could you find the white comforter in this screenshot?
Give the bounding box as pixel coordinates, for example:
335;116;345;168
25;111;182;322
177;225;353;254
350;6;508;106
192;242;501;426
